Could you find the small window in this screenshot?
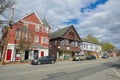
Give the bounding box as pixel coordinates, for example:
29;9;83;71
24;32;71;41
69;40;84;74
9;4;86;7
90;45;94;50
35;24;39;32
71;42;74;47
65;40;69;46
84;44;86;48
34;35;39;43
50;45;52;49
16;31;21;40
55;40;57;45
45;27;49;33
61;40;64;45
24;22;28;29
22;33;27;41
43;37;49;44
75;41;78;47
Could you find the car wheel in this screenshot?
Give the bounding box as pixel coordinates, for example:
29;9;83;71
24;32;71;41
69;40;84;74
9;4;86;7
37;61;41;65
51;60;54;64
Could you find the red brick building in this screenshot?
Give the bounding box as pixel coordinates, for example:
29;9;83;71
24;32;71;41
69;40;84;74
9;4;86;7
2;12;50;62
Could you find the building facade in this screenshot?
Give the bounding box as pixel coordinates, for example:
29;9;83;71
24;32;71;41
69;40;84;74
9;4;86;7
49;25;81;61
79;41;102;58
1;12;50;62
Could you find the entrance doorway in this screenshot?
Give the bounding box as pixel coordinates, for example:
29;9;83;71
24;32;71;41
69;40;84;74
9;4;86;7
72;52;75;58
6;49;12;60
24;51;29;60
41;51;44;57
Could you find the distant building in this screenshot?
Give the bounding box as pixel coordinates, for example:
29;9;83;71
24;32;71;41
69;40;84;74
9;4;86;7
79;41;102;58
1;12;50;62
49;25;81;61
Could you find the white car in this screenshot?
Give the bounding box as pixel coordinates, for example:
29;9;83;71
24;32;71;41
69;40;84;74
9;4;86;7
73;55;86;61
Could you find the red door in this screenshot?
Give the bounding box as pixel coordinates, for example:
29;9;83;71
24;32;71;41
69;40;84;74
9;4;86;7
41;51;44;57
6;49;12;60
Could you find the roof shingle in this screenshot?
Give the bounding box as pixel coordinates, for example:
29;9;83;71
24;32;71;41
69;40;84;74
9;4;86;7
50;25;73;39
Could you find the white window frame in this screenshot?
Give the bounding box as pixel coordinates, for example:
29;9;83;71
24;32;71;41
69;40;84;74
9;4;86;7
71;42;74;47
22;32;27;41
90;44;94;50
61;40;64;45
55;40;57;45
24;22;28;29
65;39;69;46
35;24;40;32
34;35;39;43
75;41;78;47
43;37;49;44
45;27;49;33
15;31;21;40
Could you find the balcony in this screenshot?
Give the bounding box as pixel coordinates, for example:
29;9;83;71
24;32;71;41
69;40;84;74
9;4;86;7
58;45;81;52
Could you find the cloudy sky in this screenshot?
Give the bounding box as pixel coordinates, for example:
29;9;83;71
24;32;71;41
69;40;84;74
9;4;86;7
2;0;120;49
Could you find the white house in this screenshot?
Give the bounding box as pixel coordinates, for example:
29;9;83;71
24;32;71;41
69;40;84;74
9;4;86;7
79;41;102;58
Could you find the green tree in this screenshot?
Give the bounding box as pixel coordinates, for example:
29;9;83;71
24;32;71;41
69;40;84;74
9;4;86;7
81;34;115;52
82;34;99;44
102;42;114;51
17;31;33;63
86;34;99;44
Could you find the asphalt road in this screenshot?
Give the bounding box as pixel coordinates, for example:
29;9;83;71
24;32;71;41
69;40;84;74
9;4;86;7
0;57;120;80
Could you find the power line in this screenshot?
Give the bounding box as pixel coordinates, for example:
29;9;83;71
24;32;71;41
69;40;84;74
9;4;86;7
15;8;28;15
0;13;10;20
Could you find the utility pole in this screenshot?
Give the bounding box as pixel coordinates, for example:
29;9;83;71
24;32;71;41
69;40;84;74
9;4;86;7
1;5;15;65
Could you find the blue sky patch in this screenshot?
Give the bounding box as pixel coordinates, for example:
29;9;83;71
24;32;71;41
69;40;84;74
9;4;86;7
81;0;108;12
63;18;79;25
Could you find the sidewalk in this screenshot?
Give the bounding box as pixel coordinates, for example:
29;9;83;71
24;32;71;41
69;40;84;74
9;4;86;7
0;61;30;66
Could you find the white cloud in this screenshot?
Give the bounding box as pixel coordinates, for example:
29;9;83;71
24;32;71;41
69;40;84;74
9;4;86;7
76;0;120;48
10;0;120;48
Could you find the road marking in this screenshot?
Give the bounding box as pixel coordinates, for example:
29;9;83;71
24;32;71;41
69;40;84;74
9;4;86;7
113;68;120;78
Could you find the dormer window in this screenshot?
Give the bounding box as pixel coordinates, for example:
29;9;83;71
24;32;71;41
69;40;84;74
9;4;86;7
35;24;39;32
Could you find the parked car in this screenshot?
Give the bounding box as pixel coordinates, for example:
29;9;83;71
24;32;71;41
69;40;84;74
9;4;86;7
73;55;86;61
86;55;96;60
31;56;56;65
102;55;109;58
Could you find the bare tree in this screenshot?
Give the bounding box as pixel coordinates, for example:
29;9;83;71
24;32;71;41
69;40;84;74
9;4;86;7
17;29;33;63
0;0;14;14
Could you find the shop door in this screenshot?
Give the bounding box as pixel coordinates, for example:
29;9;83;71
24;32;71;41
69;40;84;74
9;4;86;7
41;51;44;57
6;49;12;60
25;51;29;60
